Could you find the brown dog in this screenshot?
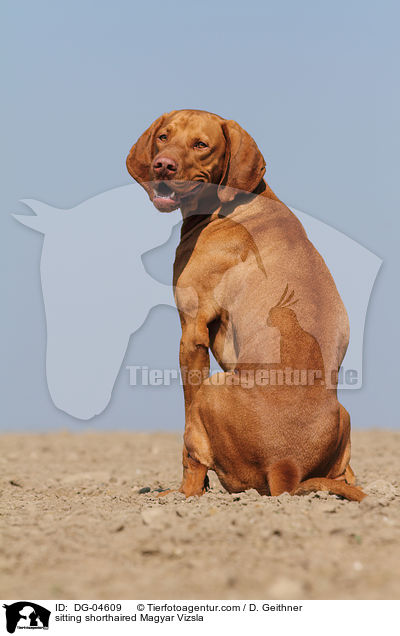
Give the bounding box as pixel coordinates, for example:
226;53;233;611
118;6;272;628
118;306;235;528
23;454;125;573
126;109;365;502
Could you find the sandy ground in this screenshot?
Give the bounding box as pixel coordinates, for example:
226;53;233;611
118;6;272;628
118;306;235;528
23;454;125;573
0;429;399;600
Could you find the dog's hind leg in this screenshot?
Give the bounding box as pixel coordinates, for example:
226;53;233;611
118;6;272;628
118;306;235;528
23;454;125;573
327;403;356;485
267;405;365;502
266;457;366;501
267;458;302;496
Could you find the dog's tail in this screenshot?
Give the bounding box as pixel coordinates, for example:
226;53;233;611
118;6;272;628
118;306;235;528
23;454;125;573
267;458;366;502
291;477;366;502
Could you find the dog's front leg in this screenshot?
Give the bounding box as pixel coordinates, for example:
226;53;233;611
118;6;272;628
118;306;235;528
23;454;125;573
174;314;212;497
179;315;210;418
157;316;211;498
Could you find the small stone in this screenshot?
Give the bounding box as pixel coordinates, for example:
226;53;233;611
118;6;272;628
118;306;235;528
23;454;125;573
138;486;151;494
141;546;160;556
141;508;170;529
268;577;303;599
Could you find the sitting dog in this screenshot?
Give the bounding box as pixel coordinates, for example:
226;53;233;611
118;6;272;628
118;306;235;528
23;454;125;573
126;109;365;502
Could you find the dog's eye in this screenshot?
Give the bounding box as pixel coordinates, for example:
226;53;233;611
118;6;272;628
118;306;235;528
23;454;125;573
158;134;167;141
194;141;208;149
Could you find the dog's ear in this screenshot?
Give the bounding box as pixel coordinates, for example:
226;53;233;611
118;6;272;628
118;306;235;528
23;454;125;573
126;114;167;197
218;120;266;202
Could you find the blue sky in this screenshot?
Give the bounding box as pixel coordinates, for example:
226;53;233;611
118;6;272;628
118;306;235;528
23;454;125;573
2;0;399;430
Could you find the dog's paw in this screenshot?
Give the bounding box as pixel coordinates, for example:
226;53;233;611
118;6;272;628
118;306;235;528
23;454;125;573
155;488;177;498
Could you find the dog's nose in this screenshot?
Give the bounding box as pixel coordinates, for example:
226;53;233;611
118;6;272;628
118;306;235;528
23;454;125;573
152;156;177;177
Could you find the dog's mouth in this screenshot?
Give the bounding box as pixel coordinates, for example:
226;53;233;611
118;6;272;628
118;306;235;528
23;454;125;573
152;181;204;212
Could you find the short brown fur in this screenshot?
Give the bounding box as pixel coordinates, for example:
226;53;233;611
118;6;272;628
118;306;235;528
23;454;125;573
126;109;365;503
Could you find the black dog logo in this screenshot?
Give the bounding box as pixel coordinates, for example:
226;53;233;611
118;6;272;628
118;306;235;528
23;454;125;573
2;602;50;633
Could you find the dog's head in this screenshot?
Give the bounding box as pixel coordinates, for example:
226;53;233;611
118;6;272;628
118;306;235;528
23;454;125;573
126;109;266;212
